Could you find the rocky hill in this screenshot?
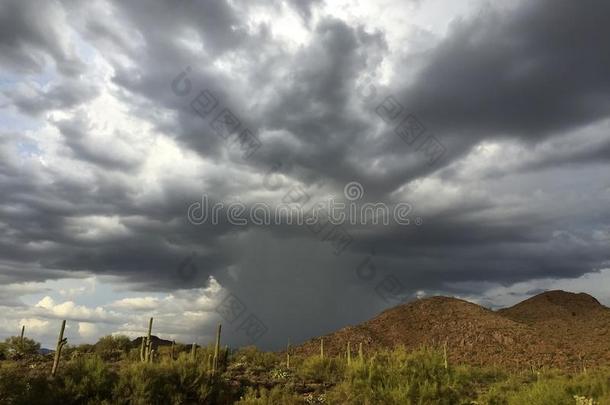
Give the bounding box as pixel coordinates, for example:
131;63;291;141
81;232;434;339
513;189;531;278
499;290;610;368
131;335;174;348
293;291;610;370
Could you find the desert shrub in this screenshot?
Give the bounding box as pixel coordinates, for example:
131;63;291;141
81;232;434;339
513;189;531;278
481;368;610;404
231;346;279;371
112;357;235;404
565;370;610;401
506;378;578;405
0;336;41;359
113;362;185;404
235;386;305;404
64;344;96;360
326;347;471;404
55;355;117;404
94;335;131;362
0;362;56;405
298;355;346;383
470;370;532;404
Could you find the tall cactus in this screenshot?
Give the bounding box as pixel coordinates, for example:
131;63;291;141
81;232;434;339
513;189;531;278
320;338;324;359
51;320;67;377
443;340;448;370
142;317;153;363
148;342;155;363
358;342;363;363
170;340;175;360
347;341;351;365
19;325;25;345
139;336;146;362
212;324;222;374
191;342;197;361
286;340;291;369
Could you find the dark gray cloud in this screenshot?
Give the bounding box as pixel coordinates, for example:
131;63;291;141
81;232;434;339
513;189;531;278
0;0;85;76
4;78;99;116
397;0;610;139
1;0;610;348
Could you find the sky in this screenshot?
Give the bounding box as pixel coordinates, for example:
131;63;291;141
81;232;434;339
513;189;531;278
1;0;610;349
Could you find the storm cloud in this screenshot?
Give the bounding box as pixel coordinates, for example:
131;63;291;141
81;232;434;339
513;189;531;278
1;0;610;348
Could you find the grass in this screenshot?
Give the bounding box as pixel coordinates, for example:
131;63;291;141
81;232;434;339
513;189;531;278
0;342;608;404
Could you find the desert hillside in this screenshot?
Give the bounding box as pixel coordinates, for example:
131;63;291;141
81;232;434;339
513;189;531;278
293;290;610;370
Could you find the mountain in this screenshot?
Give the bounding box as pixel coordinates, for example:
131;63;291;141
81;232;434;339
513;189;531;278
293;291;610;370
131;335;174;348
498;290;605;323
499;290;610;368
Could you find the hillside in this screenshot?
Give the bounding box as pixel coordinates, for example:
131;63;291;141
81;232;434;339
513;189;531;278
131;335;174;348
293;291;610;370
499;290;610;368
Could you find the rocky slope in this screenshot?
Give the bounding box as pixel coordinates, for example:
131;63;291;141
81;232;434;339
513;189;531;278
293;291;610;370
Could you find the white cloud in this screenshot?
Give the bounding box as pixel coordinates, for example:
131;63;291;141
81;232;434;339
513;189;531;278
449;268;610;309
0;275;225;347
78;322;99;339
109;296;160;310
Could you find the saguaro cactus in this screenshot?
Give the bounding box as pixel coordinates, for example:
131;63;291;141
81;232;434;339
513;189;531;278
170;340;175;360
139;337;146;362
191;342;197;361
148;342;155;363
51;320;67;377
212;324;222;374
19;325;25;345
142;317;153;363
358;342;363;363
347;341;351;365
286;340;291;369
443;340;448;370
320;338;324;359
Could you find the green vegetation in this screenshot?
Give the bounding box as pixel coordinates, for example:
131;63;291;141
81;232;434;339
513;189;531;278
0;333;608;404
0;336;40;360
94;335;131;362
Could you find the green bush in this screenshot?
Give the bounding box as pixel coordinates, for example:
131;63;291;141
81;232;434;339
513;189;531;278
231;346;279;371
112;357;235;404
326;347;473;404
94;335;131;362
235;386;305;404
56;355;116;404
298;355;345;383
0;362;55;405
0;336;41;359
